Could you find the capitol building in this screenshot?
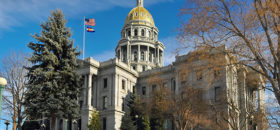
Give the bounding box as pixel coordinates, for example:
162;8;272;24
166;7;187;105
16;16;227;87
57;0;267;129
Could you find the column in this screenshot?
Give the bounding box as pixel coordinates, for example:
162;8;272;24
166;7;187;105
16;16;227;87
157;47;160;65
120;47;122;61
87;74;92;106
138;44;140;62
257;83;267;129
127;44;130;63
161;49;164;66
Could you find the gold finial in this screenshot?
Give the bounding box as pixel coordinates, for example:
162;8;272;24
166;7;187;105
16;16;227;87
137;0;143;7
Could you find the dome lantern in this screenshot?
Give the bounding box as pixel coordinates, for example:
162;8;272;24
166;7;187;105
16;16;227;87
137;0;144;7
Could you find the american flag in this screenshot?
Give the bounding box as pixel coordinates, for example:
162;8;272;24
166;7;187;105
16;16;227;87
85;18;95;26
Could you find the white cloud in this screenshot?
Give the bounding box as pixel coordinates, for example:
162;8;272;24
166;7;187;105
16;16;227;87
92;51;115;62
0;0;173;30
160;36;190;66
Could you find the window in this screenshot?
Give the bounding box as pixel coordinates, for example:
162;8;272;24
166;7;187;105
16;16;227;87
172;79;176;92
180;73;186;82
103;96;108;109
163;83;167;88
133;86;136;94
133;66;136;70
152;85;157;91
103;118;107;130
142;86;146;95
214;69;220;78
122;80;126;90
103;78;107;88
128;30;131;37
122;98;125;111
141;51;144;61
142;65;145;71
134;51;138;61
141;29;145;36
141;12;144;16
149;53;152;62
215;87;221;102
134;29;138;36
135;12;138;16
196;72;202;80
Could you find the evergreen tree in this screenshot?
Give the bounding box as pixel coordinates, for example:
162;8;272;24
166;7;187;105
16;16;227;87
88;110;101;130
120;111;137;130
23;9;81;130
127;94;150;130
142;115;150;130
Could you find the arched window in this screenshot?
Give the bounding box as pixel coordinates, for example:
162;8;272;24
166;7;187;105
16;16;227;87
134;51;137;61
141;51;144;61
128;30;131;37
141;29;145;36
134;29;138;36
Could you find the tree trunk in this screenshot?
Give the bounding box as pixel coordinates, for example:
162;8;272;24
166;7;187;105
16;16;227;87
17;111;22;130
12;105;17;130
51;113;57;130
12;116;17;130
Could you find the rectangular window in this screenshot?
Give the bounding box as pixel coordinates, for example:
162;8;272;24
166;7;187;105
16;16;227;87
163;83;167;88
133;86;136;94
103;78;107;88
197;72;202;80
214;69;220;78
172;79;176;92
103;118;106;130
122;98;125;111
215;87;221;102
142;65;145;71
103;96;108;109
122;80;126;90
142;86;146;95
180;72;186;82
152;85;157;92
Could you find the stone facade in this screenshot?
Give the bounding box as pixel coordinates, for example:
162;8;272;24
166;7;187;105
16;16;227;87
56;0;267;129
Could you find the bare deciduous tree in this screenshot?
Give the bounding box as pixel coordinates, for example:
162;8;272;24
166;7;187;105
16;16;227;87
179;0;280;107
0;52;29;130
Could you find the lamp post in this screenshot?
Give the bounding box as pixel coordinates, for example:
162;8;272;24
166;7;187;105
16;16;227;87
0;77;7;120
4;120;10;130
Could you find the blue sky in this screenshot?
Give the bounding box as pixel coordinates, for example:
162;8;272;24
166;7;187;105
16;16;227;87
0;0;186;129
0;0;186;65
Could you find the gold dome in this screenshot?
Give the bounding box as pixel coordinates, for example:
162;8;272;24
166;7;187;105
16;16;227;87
124;6;155;27
0;77;7;86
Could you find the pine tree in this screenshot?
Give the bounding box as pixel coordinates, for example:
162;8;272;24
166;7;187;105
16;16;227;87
120;111;137;130
23;9;81;130
88;110;101;130
127;94;150;130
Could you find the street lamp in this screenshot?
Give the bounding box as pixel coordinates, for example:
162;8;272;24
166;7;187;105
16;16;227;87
41;123;46;130
0;77;7;120
4;120;10;130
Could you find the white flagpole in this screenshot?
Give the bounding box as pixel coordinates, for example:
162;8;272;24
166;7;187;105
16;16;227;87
83;16;86;60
